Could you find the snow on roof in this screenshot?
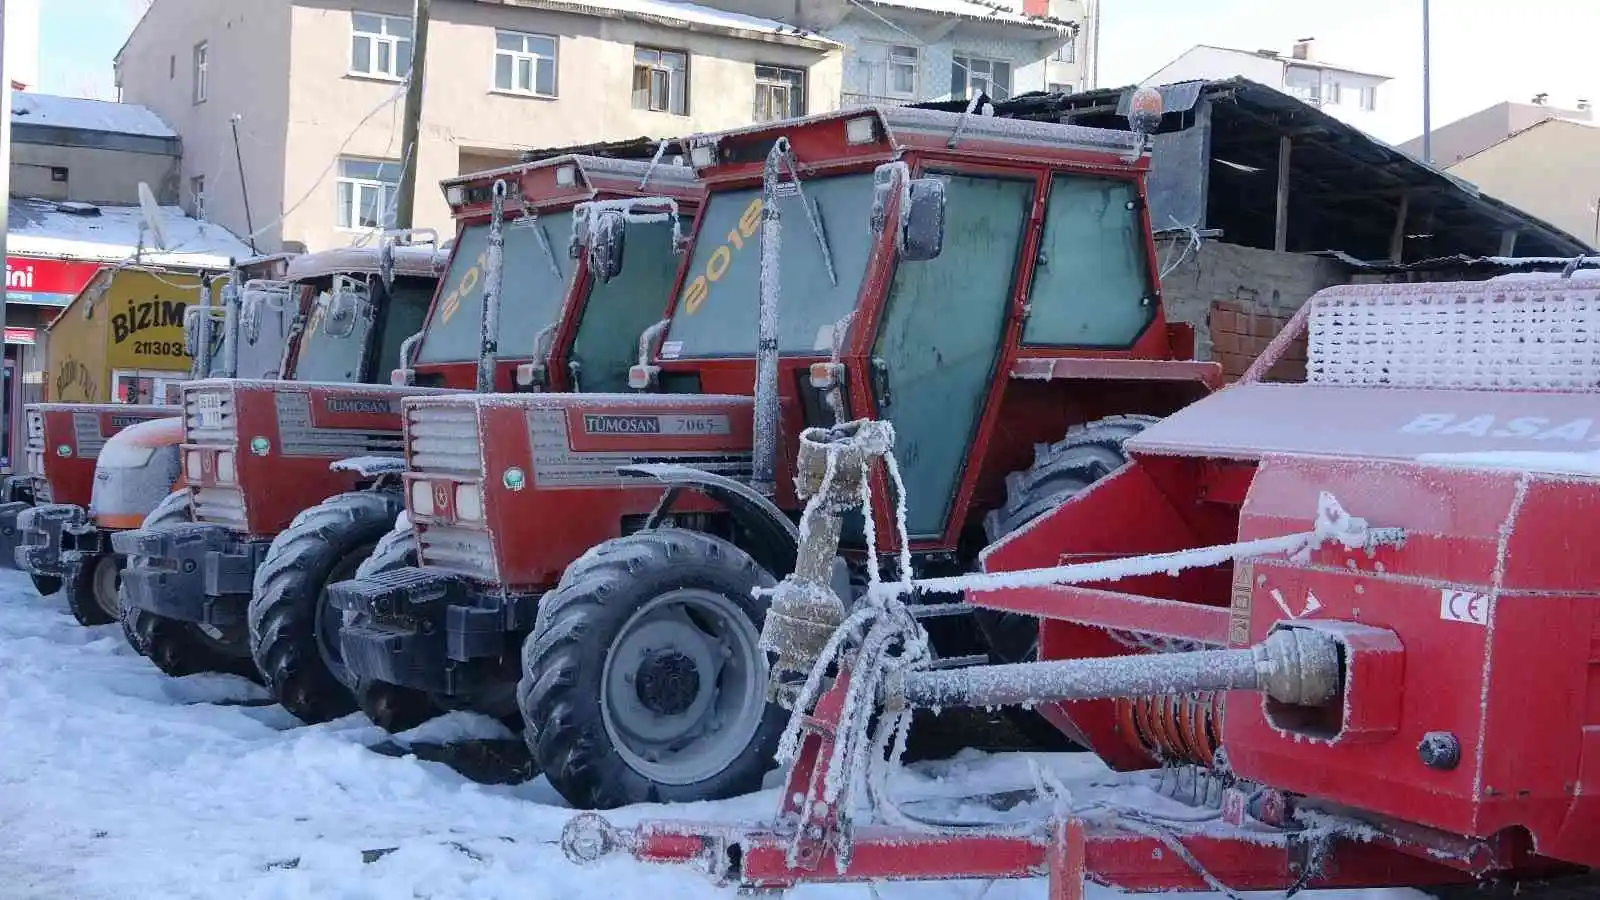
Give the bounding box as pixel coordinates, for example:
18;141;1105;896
11;92;175;139
492;0;838;45
1183;44;1392;82
9;197;256;271
860;0;1073;30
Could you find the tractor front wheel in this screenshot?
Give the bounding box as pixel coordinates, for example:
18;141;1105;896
345;520;445;734
249;490;405;725
518;528;784;810
975;414;1160;748
119;490;259;681
65;552;121;627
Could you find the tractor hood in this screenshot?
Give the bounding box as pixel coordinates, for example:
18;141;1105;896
1125;382;1600;463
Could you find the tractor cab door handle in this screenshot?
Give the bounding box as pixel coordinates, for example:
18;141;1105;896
870;357;892;410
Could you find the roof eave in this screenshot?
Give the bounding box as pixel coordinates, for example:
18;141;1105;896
860;0;1075;35
476;0;840;50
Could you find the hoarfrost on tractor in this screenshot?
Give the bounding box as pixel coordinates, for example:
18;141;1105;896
327;99;1225;811
565;273;1600;899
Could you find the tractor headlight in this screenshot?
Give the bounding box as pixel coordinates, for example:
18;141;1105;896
455;483;483;522
216;451;235;483
409;479;434;517
185;450;203;480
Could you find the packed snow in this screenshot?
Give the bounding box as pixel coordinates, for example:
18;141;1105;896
9;196;257;271
12;93;176;139
0;570;1429;899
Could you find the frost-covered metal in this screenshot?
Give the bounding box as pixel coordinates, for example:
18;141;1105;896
475;180;508;394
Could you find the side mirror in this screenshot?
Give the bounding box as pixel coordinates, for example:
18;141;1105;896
587;209;627;282
900;177;946;262
182;306;203;358
320;275;369;339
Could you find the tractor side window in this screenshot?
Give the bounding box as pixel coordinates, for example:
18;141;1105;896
295;281;370;383
373;276;434;377
665;174;875;359
416;211;575;364
571;220;683;393
1022;175;1155;348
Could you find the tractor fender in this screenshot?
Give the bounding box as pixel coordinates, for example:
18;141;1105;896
90;417;184;531
619;463;798;578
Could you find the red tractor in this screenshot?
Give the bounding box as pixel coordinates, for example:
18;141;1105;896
566;274;1600;899
328;100;1221;810
112;153;705;726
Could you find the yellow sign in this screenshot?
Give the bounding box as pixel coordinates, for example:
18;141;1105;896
106;295;193;369
682;196;763;316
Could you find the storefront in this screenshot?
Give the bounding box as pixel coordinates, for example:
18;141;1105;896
3;254;102;472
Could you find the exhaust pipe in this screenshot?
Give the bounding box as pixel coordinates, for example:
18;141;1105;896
192;277;215;379
476;179;509;394
752;141;788;498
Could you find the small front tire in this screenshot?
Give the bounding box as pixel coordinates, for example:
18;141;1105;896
65;552;121;627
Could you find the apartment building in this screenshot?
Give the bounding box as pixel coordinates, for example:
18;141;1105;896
113;0;843;254
1144;40;1390;133
691;0;1086;106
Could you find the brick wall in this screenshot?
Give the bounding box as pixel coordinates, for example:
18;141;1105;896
1206;301;1308;381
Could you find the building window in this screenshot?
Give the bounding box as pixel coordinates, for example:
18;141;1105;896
336;157;401;230
858;41;919;99
632;47;688;115
1360;85;1378;111
1048;82;1073;95
350;12;413;80
191;176;205;220
169;55;175;79
1326;81;1342;105
493;30;557;97
192;42;208;104
1053;36;1076;63
952;55;1012;101
754;64;804;121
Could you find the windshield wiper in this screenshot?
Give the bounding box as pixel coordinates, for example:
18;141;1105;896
515;212;562;279
766;141;837;287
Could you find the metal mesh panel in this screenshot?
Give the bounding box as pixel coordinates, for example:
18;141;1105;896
1306;281;1600;391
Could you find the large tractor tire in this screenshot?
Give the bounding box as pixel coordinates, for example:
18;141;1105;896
518;528;785;810
345;520;445;734
975;415;1160;748
249;490;405;725
119;490;260;681
65;552;122;627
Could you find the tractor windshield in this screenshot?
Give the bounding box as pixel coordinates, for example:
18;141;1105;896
295;276;435;383
416;211;575;364
664;173;875;359
569;219;683;393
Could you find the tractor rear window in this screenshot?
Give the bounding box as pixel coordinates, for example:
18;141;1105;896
664;174;875;359
1021;175;1155;348
570;220;685;393
416;211;575;364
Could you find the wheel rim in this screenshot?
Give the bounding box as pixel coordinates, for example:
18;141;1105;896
314;548;371;685
599;588;767;787
92;555;121;620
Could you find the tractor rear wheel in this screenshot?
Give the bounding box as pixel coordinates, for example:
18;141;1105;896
249;490;404;725
345;520;444;734
518;528;784;810
975;414;1160;748
65;552;121;627
118;489;259;682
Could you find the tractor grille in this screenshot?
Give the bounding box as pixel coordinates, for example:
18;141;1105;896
407;404;495;581
184;389;235;447
275;392;404;457
192;486;247;530
406;405;482;476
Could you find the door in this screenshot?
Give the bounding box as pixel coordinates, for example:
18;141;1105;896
870;171;1033;540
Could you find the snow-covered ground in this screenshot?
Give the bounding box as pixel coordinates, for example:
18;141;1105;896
0;571;1431;900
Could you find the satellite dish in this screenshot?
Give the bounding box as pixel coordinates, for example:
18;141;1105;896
138;182;170;250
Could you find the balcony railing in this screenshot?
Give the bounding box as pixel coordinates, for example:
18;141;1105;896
840;91;920;108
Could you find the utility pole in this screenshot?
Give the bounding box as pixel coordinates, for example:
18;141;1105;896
392;0;430;232
1421;0;1432;164
0;0;13;468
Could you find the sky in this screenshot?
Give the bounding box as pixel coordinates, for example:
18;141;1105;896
26;0;1600;147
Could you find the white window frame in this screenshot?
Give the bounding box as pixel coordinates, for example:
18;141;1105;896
1360;85;1378;111
191;175;205;220
492;29;558;97
632;47;689;115
753;64;805;122
192;41;208;104
952;54;1013;102
1053;35;1076;63
335;157;401;232
859;40;919;100
112;370;185;406
350;12;413;81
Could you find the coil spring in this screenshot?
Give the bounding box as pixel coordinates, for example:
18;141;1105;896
1114;691;1224;768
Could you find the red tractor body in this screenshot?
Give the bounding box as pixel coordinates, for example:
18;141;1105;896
571;276;1600;895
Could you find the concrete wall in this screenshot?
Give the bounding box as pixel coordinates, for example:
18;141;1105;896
1397;101;1593;167
1446;119;1600;249
1145;46;1282;90
117;0;293;252
277;0;841;253
11;142;182;205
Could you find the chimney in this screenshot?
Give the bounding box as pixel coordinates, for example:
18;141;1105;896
1022;0;1049;15
1292;37;1315;60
